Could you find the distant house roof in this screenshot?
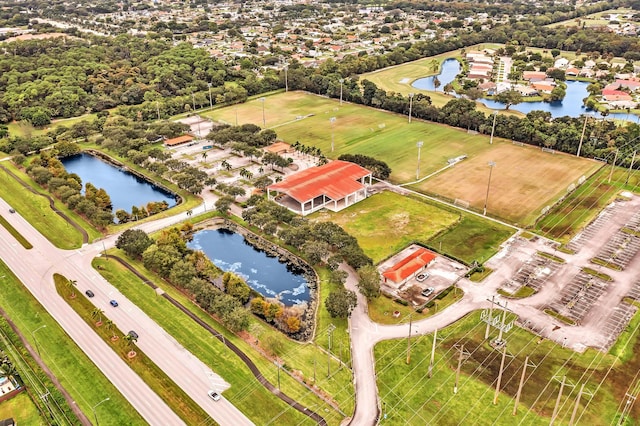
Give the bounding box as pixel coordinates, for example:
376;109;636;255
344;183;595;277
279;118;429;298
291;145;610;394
522;71;547;81
531;82;555;93
383;248;437;284
268;160;371;203
164;135;194;146
566;67;580;76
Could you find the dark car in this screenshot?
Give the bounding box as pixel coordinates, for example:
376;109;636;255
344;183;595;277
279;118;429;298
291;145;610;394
109;299;119;307
8;208;15;213
85;290;95;298
127;330;139;339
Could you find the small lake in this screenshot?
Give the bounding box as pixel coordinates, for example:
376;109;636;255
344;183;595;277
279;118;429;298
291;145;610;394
479;80;637;121
412;58;461;91
188;229;310;306
412;60;637;121
61;153;177;213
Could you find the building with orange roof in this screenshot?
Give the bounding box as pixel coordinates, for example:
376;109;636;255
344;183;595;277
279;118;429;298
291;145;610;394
264;141;293;155
267;160;372;215
382;247;437;286
164;135;195;147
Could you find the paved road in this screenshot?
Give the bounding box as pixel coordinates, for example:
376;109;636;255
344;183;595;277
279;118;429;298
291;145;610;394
0;196;253;426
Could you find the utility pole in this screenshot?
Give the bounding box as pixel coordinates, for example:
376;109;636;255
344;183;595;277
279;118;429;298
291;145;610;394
608;149;619;183
496;306;508;345
489;111;498;144
339;78;344;105
550;376;566;426
416;141;424;180
408;92;414;123
276;361;281;390
485;296;495;339
483;161;496;216
493;344;508;405
618;391;637;426
207;83;213;111
576;114;589;157
406;314;412;364
568;383;585;426
454;344;465;394
626;150;636;186
327;324;336;377
513;356;530;415
428;328;437;378
330;117;336;152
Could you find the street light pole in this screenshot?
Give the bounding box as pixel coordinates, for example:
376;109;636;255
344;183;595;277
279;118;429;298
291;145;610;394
330;117;336;152
259;97;266;127
483;161;496;216
576;113;590;157
207;83;213;111
489;111;498;144
339;78;344;105
408;92;414;123
91;397;110;426
416;141;424;180
285;65;289;92
31;325;46;357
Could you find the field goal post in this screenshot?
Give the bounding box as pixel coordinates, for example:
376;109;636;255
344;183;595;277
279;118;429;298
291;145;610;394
454;199;470;209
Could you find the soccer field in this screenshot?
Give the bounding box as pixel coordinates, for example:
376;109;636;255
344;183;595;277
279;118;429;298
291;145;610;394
209;92;599;225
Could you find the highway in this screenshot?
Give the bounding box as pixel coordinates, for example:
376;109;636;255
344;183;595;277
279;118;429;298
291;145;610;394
0;196;253;426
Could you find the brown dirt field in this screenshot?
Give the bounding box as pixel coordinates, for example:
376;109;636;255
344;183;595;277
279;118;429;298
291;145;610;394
416;143;601;225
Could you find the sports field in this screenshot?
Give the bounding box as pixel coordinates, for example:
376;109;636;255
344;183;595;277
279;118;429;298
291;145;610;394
209;92;599;225
416;143;602;224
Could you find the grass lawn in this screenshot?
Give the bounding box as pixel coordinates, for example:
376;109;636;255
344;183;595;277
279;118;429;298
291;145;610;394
427;215;514;265
0;162;101;248
417;143;602;225
93;253;352;425
313;192;514;265
0;392;43;425
7;114;97;138
535;165;634;242
374;310;638;425
0;261;144;425
368;288;463;325
312;191;459;263
546;8;635;29
54;273;210;426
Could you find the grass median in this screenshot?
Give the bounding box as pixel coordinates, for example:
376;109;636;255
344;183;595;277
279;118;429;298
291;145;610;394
0;214;32;249
0;260;144;425
53;273;211;426
93;254;352;425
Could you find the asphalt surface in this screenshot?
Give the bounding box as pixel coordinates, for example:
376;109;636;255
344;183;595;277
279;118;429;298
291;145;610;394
0;196;253;426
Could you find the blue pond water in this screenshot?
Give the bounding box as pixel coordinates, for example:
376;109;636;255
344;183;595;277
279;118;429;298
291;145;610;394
411;59;637;121
188;229;309;306
61;153;177;213
412;58;461;91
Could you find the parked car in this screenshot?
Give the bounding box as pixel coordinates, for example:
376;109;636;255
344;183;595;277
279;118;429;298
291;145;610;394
109;299;119;307
416;272;430;282
421;287;435;298
207;390;221;401
85;290;95;298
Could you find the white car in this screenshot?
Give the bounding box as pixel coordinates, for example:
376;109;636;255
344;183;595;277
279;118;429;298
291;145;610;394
421;287;435;298
416;272;430;282
208;390;221;401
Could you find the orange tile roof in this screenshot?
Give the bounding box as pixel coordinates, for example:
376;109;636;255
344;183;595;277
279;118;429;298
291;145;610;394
264;141;291;154
269;160;370;203
164;135;194;146
383;248;437;284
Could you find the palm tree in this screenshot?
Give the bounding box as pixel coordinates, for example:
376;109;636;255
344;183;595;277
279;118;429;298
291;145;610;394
67;279;77;298
202;151;208;161
105;319;118;341
124;333;138;358
91;308;104;326
220;160;231;171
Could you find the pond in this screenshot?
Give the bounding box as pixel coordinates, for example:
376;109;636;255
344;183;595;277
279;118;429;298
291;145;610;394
61;153;177;213
412;58;461;91
412;60;637;121
479;80;638;121
188;229;310;306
